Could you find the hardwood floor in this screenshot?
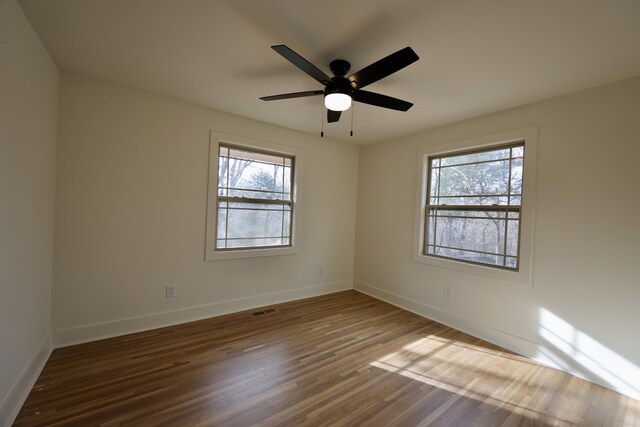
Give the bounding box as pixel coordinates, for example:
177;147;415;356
14;291;640;426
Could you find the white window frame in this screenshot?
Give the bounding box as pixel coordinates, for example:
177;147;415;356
413;127;537;286
205;131;302;261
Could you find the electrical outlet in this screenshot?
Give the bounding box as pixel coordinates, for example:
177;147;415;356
443;287;453;301
165;284;177;298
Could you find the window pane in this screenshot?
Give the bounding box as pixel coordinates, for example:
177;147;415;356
227;188;290;200
433;209;507;219
506;219;520;257
427;212;436;245
283;167;292;194
218;156;229;195
440;148;510;166
218;145;293;202
431;215;506;255
225;164;291;200
226;238;287;248
227;202;290;211
434;195;509;206
510;157;523;196
223;205;288;239
217;203;227;239
426;245;505;268
436;160;510;202
512;146;524;157
283;208;291;234
430;167;439;201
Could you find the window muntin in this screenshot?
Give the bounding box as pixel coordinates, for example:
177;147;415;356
425;142;525;270
216;144;294;251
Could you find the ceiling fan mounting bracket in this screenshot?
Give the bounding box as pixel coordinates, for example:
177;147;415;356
329;59;351;78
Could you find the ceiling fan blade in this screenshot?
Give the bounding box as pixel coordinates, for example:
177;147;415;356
272;45;332;85
352;90;413;111
348;47;419;89
327;109;342;123
260;90;324;101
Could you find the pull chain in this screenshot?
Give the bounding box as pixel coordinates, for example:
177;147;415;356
350;105;354;137
321;108;325;138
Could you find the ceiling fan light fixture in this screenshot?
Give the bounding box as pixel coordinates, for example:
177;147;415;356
261;45;419;123
324;92;352;111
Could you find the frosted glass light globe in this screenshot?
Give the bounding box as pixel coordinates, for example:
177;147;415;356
324;93;352;111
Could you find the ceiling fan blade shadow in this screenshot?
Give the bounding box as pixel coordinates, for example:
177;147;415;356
260;90;324;101
352;90;413;111
327;109;342;123
272;45;332;85
348;47;419;89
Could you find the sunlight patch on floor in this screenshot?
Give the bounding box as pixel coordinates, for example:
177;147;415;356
370;335;583;426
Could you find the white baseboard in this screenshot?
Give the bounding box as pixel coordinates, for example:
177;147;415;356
0;332;53;426
354;280;640;401
54;280;353;348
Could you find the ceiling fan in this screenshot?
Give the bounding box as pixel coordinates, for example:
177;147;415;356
260;45;419;123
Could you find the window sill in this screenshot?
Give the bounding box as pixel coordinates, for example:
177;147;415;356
412;252;532;286
205;245;299;261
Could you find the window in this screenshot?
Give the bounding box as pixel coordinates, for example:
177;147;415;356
205;131;301;261
413;128;537;285
425;142;524;270
216;143;294;250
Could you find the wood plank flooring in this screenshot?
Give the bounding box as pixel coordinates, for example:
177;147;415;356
14;290;640;426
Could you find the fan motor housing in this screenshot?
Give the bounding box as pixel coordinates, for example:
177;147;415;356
324;76;354;97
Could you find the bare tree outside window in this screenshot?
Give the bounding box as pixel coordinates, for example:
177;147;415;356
425;143;524;270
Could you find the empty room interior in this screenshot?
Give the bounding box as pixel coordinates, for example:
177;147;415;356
2;0;640;425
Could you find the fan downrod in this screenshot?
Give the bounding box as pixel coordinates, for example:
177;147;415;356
329;59;351;77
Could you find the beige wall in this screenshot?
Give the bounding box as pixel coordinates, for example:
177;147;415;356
53;75;359;344
354;76;640;399
0;0;58;420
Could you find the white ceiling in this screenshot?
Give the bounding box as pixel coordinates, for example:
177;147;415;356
18;0;640;145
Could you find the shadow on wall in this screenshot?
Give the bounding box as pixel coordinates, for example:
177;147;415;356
536;308;640;401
